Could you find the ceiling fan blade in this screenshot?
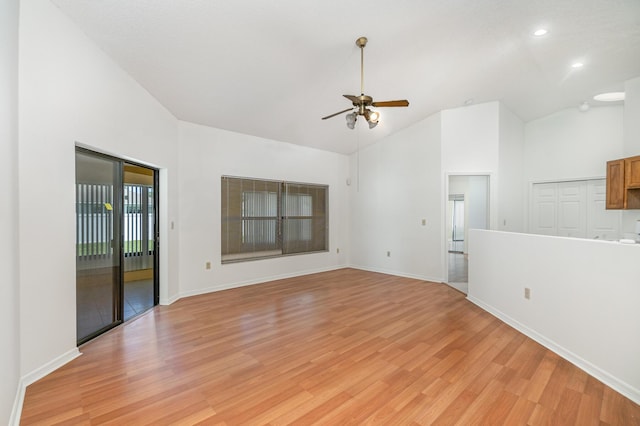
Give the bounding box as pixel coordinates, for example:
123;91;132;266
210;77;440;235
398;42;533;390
371;100;410;107
321;107;354;120
343;94;360;104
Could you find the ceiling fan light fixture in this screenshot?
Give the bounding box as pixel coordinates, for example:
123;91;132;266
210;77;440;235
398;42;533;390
322;36;408;129
346;112;357;129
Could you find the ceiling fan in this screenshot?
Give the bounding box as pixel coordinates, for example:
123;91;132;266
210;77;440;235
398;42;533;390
322;36;409;129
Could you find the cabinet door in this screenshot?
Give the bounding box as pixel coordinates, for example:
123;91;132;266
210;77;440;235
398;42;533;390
625;155;640;189
606;159;625;209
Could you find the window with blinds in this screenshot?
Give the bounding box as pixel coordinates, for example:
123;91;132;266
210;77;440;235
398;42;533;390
221;176;328;263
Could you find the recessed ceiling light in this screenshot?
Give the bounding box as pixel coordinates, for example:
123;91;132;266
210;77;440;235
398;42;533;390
533;29;548;36
571;62;584;69
593;92;625;102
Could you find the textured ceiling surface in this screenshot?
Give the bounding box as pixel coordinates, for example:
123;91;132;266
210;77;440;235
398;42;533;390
51;0;640;154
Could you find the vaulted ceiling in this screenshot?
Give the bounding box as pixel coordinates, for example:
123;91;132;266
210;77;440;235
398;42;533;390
51;0;640;154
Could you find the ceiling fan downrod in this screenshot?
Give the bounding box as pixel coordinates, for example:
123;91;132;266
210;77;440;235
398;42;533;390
356;36;367;95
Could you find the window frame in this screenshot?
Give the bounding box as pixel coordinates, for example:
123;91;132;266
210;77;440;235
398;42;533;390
221;176;329;264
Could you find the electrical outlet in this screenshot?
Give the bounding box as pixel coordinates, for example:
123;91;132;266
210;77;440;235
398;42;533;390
524;287;531;300
205;261;211;270
336;248;340;254
387;251;391;257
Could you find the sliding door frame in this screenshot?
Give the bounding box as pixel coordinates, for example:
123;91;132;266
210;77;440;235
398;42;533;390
76;146;159;345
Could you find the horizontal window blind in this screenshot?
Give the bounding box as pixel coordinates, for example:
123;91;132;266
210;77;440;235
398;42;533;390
221;177;328;263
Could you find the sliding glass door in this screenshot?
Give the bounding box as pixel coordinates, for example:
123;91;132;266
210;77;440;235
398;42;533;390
123;164;157;321
76;149;158;344
75;150;122;344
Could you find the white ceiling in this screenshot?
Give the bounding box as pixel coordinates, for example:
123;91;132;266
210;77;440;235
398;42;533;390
51;0;640;155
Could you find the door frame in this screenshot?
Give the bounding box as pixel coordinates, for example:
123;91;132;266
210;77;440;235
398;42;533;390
75;146;160;345
443;172;493;286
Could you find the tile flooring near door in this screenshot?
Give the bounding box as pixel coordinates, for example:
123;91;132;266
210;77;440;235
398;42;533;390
77;273;154;339
124;279;154;321
76;268;117;340
448;251;468;294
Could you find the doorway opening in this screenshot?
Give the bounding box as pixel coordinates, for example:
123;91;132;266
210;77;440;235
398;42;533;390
75;148;159;345
123;164;157;321
445;175;490;294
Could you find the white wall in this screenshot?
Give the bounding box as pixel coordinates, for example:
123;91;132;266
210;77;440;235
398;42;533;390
468;230;640;404
498;103;525;232
622;77;640;237
524;105;627;234
18;0;180;382
177;121;349;296
442;102;501;231
524;106;624;182
349;101;523;281
0;0;20;423
624;76;640;156
349;113;443;281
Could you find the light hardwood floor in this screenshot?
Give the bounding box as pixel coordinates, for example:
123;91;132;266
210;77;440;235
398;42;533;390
21;269;640;425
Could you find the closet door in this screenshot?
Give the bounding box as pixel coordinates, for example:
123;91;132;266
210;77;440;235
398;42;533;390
531;179;621;240
530;183;558;235
587;180;621;239
556;181;587;238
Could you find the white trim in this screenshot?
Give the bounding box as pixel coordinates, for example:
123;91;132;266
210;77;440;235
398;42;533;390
9;381;24;426
160;293;180;306
467;295;640;405
349;264;442;283
10;348;81;425
443;172;493;284
21;347;81;387
178;265;348;299
528;175;606;185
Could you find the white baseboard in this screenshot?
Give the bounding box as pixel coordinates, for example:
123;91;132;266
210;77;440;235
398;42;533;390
10;347;81;425
9;380;24;426
160;292;180;306
178;265;348;300
467;295;640;405
348;264;443;284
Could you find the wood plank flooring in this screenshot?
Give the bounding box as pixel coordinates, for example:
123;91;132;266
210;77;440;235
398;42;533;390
21;268;640;425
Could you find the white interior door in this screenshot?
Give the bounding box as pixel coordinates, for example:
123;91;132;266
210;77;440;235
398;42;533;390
531;183;557;235
531;179;621;240
587;179;620;240
556;181;587;238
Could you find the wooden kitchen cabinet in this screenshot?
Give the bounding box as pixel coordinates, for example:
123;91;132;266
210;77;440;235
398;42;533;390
607;155;640;209
606;159;625;209
625;155;640;188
